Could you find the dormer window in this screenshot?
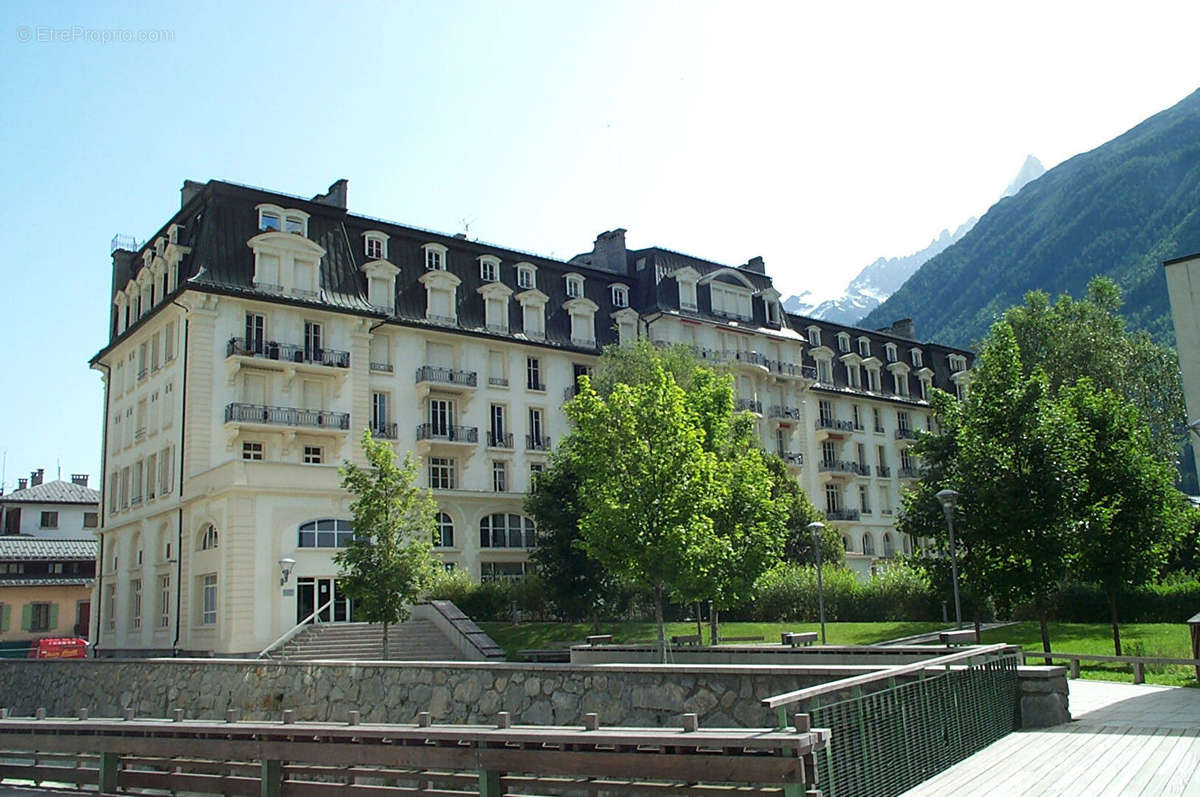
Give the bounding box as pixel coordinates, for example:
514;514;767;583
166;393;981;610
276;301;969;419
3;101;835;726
566;273;584;298
423;243;448;271
259;210;281;232
479;255;500;283
611;284;629;308
364;232;387;260
517;263;536;289
911;348;923;367
858;338;871;357
808;326;821;347
885;343;898;362
284;215;306;235
837;333;851;353
766;300;780;325
948;354;967;373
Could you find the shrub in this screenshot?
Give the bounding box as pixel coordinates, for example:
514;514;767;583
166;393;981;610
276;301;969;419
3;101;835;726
740;562;940;622
1030;580;1200;623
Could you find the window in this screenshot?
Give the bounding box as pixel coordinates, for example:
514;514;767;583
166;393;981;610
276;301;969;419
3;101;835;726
304;321;322;360
303;446;324;464
859;485;871;514
873;408;883;433
245;313;266;353
866;368;880;392
492;461;508;492
30;602;52;632
298;519;355;548
39;511;58;529
852;405;863;430
284;215;305;235
489;404;508;447
201;574;217;625
366;235;385;260
901;447;915;471
920;378;931;400
435;512;454;548
371;392;389;435
106;584;117;631
895;371;909;398
159;447;173;495
259;209;281;231
241;441;264;461
200;524;218;551
822;440;835;464
424;244;446;271
131;579;142;630
526;357;543;391
429;457;456;490
808;326;821;347
164;321;176;361
158;574;170;628
949;354;967;372
911;349;923;367
566;274;584;298
530;462;544;485
611;284;629;308
897;411;911;432
528;407;545;447
517;264;535;289
847;363;861;388
885;343;898;362
479;513;537;549
83;512;98;528
818;399;833;424
862;534;875;556
884;533;895;557
824;483;841;513
858;338;871;357
837;333;850;353
479;255;500;282
817;359;832;383
481;561;527;582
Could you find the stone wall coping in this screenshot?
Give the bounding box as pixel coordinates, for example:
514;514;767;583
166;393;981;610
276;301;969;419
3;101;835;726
0;657;921;679
1017;665;1068;678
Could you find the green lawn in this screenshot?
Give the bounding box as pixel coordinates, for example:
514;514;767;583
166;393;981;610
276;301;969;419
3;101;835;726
479;621;946;657
979;622;1199;688
479;620;1200;688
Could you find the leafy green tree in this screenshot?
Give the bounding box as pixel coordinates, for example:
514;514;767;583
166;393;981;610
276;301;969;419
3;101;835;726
1004;277;1185;464
565;362;723;660
335;430;438;659
769;455;841;566
1061;379;1188;654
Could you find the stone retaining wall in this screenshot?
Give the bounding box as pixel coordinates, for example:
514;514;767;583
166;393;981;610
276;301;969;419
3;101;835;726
0;659;843;729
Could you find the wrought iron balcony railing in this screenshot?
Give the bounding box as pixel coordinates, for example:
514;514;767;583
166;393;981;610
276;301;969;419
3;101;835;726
526;435;552;452
487;431;513;448
224;403;350;429
895;428;919;440
816;418;855;432
768;405;802;420
227;337;350;368
415;423;478;443
735;398;762;414
826;509;861;521
875;465;891;477
371;423;398;440
415;365;477;387
818;460;860;474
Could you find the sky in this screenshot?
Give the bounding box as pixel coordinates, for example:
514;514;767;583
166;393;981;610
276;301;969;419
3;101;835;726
1;0;1199;492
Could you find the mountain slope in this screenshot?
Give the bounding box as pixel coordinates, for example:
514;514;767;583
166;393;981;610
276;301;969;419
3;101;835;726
860;89;1200;348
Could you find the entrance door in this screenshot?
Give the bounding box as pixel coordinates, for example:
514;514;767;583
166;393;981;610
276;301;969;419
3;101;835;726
297;577;353;624
75;600;90;638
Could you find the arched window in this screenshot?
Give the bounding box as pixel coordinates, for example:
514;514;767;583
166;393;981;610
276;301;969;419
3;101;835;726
199;524;218;551
883;533;895;558
435;512;454;548
131;532;143;568
862;533;875;557
298;519;354;548
842;535;852;553
479;514;536;549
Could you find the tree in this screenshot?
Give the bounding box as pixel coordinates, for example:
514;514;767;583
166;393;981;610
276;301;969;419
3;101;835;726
906;323;1086;655
1061;379;1188;654
1004;277;1185;464
335;430;438;660
769;455;841;567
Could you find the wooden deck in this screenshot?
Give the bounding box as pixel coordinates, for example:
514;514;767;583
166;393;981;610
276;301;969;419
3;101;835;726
901;680;1200;795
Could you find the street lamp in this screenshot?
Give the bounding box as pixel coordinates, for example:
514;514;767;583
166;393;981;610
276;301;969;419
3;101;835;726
278;557;296;587
808;521;827;644
935;489;962;630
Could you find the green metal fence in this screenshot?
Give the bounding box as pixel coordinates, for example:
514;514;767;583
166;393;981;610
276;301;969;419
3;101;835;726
802;650;1019;797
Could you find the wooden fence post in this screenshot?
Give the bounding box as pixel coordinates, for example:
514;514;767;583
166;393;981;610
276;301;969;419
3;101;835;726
98;751;119;793
261;758;282;797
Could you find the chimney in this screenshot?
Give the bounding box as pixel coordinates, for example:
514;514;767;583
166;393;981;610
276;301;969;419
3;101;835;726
180;179;205;208
312;179;348;209
71;474;89;487
889;318;916;339
745;256;766;274
17;478;27;491
30;469;44;487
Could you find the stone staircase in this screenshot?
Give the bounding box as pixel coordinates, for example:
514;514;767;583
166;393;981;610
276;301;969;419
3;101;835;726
271;619;464;661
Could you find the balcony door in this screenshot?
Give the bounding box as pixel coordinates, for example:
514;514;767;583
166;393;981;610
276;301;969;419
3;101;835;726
243;373;267;406
429;398;455;437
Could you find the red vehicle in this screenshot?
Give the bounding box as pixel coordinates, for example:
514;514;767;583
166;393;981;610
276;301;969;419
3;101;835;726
28;637;88;659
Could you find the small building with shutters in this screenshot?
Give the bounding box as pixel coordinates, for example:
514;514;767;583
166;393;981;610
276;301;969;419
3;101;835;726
0;537;97;648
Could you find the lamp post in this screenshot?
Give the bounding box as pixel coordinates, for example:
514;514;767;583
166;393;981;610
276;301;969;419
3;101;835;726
935;489;962;629
808;521;827;644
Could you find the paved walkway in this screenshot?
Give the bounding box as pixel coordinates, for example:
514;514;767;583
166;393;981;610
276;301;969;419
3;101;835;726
901;680;1200;795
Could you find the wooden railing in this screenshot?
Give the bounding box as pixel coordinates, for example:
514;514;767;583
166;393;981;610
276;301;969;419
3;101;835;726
1019;650;1200;683
0;711;828;796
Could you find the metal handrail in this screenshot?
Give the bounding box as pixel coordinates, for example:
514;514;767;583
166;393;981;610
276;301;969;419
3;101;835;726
257;598;335;659
761;643;1014;709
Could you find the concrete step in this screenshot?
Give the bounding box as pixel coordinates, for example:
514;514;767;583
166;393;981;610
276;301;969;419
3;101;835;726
272;619;464;661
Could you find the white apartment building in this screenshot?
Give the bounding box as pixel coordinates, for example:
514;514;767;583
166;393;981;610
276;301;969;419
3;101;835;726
91;179;972;656
1;471;100;539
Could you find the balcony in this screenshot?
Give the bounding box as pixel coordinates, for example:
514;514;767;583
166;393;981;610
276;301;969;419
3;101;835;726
827;509;861;522
224;403;350;430
735;398;763;414
526;435;552;452
727;350;770;372
369;362;394;373
415;365;477;389
768;405;802;420
416;423;477;443
898;467;920;479
779;452;804;468
816;418;854;433
527;380;547;392
564;385;580;401
488;376;509;388
227;337;350;369
818;460;860;477
770;360;818;380
371;423;398;440
895;428;918;441
875;464;891;478
487;431;513;448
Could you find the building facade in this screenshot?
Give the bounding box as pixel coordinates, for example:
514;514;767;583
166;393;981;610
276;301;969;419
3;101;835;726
1166;253;1200;469
91;179;972;656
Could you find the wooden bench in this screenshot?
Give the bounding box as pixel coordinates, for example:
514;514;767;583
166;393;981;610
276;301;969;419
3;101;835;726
780;632;819;647
670;634;702;646
939;630;978;646
585;634;613;646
